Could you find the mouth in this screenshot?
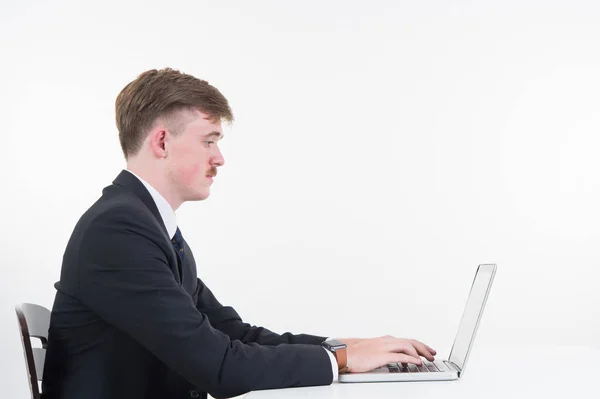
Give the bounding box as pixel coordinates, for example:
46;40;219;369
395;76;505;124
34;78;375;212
206;168;217;180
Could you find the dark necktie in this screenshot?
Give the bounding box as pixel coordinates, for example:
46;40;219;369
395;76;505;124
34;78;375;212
171;227;185;265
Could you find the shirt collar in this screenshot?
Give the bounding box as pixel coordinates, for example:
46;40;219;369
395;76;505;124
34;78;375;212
125;169;178;240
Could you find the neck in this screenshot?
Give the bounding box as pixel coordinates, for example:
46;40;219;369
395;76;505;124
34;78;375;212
126;160;182;210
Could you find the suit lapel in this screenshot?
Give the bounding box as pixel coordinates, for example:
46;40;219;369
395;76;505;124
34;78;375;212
110;170;183;283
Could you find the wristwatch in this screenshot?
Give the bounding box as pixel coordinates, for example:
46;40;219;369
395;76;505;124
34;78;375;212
321;339;349;373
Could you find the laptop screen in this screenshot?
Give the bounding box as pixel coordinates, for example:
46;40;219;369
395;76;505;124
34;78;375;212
448;264;496;374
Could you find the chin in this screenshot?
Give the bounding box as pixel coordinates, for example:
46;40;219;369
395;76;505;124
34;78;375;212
193;190;211;201
182;189;210;202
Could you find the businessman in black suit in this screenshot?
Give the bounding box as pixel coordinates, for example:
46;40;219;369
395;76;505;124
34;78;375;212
42;68;436;399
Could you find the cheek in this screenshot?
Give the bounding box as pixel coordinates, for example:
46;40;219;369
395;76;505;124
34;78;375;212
181;165;203;186
173;146;206;186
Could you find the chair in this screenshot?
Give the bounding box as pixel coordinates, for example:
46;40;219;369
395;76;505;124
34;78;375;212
15;303;51;399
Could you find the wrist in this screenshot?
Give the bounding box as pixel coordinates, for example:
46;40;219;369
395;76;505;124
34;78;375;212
321;339;348;372
336;338;361;346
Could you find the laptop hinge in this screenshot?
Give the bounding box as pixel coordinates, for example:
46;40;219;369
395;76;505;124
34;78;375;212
444;360;462;377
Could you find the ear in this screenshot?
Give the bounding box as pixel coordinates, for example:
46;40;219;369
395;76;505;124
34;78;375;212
148;127;168;159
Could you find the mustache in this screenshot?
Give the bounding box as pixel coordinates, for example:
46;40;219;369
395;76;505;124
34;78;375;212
207;168;218;177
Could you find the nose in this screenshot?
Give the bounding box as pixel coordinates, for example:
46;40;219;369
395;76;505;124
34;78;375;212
211;145;225;167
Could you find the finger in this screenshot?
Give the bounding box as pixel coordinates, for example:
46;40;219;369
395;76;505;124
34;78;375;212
389;353;422;366
385;339;420;360
410;340;435;361
425;345;437;356
398;343;420;360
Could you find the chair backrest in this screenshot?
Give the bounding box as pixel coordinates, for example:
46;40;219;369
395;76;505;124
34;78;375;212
15;303;51;399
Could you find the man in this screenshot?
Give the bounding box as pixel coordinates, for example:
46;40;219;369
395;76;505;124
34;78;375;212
42;68;436;399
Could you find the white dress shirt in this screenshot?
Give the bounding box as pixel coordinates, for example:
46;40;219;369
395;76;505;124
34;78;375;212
125;169;339;382
126;169;178;239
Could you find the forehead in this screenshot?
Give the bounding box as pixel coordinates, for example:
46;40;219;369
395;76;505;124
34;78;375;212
174;109;223;136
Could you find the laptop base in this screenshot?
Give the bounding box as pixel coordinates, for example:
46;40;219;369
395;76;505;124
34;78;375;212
339;360;459;383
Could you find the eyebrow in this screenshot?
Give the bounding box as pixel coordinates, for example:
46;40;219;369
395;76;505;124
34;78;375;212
205;131;224;140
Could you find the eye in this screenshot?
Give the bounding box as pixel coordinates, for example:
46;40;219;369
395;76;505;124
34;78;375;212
204;140;215;147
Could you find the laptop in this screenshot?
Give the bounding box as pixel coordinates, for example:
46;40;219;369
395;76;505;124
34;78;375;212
339;263;497;383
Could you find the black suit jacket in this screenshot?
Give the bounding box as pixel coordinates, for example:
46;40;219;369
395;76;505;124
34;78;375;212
42;170;332;399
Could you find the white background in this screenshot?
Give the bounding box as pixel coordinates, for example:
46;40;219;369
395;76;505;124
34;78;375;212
1;0;599;397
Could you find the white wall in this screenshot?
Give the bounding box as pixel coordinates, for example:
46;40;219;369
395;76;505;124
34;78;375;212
1;0;599;397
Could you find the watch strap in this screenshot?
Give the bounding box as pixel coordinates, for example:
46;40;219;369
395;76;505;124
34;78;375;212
333;346;348;372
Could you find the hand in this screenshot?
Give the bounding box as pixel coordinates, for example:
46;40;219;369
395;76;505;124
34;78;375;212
342;336;437;373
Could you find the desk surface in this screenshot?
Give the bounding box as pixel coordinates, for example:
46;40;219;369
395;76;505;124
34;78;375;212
245;346;599;398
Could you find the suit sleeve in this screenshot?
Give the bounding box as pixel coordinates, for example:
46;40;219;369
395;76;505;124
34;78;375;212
195;279;327;346
76;207;332;399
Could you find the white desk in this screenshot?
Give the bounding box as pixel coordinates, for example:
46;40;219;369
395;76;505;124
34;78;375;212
245;346;599;398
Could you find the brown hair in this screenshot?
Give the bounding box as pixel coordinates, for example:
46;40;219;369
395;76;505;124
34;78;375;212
115;68;233;158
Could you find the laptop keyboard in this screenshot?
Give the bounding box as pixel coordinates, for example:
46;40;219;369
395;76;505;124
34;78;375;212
387;361;440;373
